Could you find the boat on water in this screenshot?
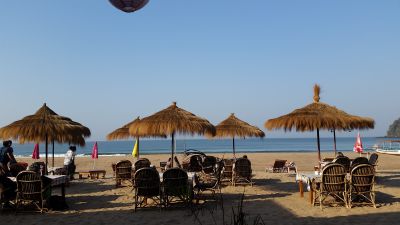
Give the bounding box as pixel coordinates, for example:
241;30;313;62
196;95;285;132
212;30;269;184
374;140;400;156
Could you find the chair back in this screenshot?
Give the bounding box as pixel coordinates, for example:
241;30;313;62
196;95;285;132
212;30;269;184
350;164;375;193
184;154;203;172
273;159;287;172
115;160;132;180
321;163;347;193
16;171;42;201
29;162;47;175
332;156;351;172
352;157;369;165
134;158;151;171
202;156;217;174
233;158;252;179
369;153;379;165
163;168;188;196
134;168;160;197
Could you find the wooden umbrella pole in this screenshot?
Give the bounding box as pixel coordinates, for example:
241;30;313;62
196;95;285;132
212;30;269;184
45;134;48;174
137;137;140;160
171;132;175;167
333;129;337;156
317;128;321;163
52;139;55;167
232;137;236;158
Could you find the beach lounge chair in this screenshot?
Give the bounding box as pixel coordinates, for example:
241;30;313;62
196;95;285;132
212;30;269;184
115;160;133;187
232;158;253;186
202;156;217;174
133;168;162;211
15;171;51;213
221;158;234;183
348;164;376;208
368;153;379;170
332;156;351;173
193;159;223;203
266;159;288;173
162;168;190;207
313;163;347;209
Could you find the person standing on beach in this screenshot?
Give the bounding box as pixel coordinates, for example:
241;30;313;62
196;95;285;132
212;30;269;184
0;140;17;175
64;146;77;180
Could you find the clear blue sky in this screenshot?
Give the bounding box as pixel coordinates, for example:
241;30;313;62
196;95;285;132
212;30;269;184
1;1;399;141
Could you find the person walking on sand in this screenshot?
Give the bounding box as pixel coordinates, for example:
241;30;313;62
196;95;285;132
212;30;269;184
64;146;77;180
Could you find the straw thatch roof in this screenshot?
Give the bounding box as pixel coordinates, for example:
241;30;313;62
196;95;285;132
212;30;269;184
129;102;216;136
265;85;375;132
211;113;265;138
107;117;166;140
0;103;91;146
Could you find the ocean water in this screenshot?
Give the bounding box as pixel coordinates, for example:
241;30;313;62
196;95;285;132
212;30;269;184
10;137;385;157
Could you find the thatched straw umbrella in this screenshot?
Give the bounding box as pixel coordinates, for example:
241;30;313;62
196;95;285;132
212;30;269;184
209;113;265;158
0;103;91;167
265;85;374;162
129;102;216;166
107;116;166;159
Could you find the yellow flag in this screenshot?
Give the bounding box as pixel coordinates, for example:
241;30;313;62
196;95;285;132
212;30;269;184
132;140;138;158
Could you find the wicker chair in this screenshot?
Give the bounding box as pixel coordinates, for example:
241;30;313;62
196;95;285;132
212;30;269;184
266;159;287;173
348;164;376;208
194;160;223;203
15;171;51;213
133;168;162;211
332;156;351;173
350;157;369;170
202;156;217;174
162;168;190;207
368;153;379;170
115;160;133;187
133;158;151;173
232;158;253;186
313;163;347;209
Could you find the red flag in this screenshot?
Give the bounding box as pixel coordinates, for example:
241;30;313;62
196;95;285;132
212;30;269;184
353;132;363;153
32;143;40;159
91;142;99;159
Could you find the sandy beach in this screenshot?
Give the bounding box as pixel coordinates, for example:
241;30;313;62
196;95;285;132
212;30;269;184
0;152;398;224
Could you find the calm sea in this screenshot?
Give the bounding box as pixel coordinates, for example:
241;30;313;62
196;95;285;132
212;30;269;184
10;137;385;158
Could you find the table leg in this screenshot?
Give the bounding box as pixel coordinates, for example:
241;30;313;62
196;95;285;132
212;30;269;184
309;189;314;205
299;180;304;197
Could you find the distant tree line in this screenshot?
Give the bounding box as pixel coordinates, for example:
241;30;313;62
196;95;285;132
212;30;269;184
387;118;400;137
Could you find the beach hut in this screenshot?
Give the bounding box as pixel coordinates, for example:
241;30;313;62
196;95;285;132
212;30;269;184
0;103;90;168
107;116;166;159
209;113;265;158
129;102;216;167
265;84;374;163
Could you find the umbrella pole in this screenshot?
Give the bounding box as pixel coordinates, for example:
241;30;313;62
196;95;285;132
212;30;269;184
317;128;321;163
45;134;48;174
232;137;236;158
171;132;175;167
52;139;55;167
137;137;140;160
333;129;337;156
